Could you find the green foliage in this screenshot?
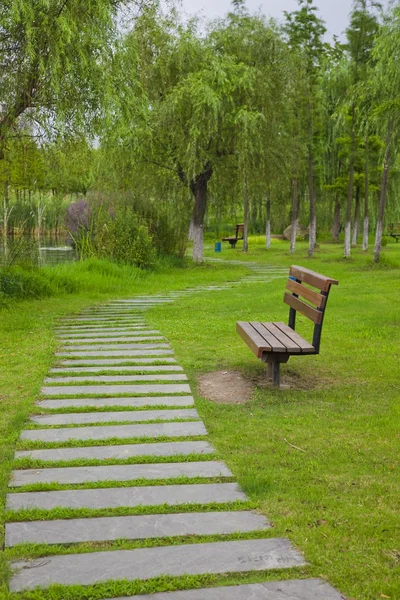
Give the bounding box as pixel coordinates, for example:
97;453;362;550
101;208;156;269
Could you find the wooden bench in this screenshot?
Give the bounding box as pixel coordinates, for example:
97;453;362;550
237;265;339;388
222;224;244;248
388;223;400;242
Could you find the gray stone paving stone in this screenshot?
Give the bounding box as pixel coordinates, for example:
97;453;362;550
58;331;160;339
107;579;345;600
63;343;170;351
41;383;191;396
112;299;173;303
7;482;246;511
37;396;195;409
56;350;175;357
15;440;214;462
10;460;232;487
63;336;165;344
31;408;199;426
44;375;188;384
6;511;269;546
20;421;207;442
58;358;177;366
56;327;150;334
49;366;183;374
9;538;306;591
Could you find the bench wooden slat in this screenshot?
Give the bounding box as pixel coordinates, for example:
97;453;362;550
286;279;326;309
283;292;323;324
260;322;301;353
250;322;286;352
236;322;272;358
290;265;338;292
272;322;315;353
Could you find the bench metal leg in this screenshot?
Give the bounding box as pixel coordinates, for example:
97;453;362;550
266;361;280;388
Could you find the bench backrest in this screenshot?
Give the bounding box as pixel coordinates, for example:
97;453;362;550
389;223;400;232
235;224;244;239
284;265;338;353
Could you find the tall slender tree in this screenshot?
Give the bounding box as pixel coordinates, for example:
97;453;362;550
284;0;326;257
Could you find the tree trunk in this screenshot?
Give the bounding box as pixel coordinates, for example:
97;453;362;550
352;186;360;246
265;195;271;249
344;153;354;258
3;179;9;263
363;135;369;252
307;110;317;257
290;176;299;254
189;164;213;263
374;120;393;263
243;177;249;253
332;198;340;243
345;115;356;258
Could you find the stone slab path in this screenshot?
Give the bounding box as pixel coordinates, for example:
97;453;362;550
6;274;343;598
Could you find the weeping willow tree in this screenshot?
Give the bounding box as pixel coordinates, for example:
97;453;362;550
102;4;291;261
0;0;145;159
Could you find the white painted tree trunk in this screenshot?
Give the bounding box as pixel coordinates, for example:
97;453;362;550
362;216;369;252
344;220;351;258
374;219;383;263
308;214;316;256
192;223;203;263
265;196;271;249
290;219;298;254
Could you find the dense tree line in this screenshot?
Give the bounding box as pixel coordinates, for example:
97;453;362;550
1;0;400;263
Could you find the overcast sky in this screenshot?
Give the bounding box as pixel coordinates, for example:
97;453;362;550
178;0;376;40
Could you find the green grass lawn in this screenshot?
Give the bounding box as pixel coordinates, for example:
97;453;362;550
1;241;399;599
147;239;400;600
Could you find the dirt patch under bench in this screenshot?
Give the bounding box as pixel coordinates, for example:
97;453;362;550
198;367;335;403
198;370;254;404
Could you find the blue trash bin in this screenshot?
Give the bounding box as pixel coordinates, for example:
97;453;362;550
215;242;222;253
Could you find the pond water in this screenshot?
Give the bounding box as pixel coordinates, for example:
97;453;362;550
1;237;77;267
39;242;76;266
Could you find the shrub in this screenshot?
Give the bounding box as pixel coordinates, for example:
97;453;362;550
105;209;156;269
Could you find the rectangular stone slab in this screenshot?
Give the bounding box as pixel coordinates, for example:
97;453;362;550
15;441;215;462
61;317;145;322
58;358;177;366
106;579;345;600
63;336;164;344
49;366;183;374
56;350;174;358
6;511;269;547
20;421;207;442
63;343;170;351
31;408;199;426
58;331;160;339
7;482;246;511
37;396;195;409
10;461;232;487
56;327;151;334
44;375;188;384
56;324;146;330
41;383;191;396
112;299;172;303
9;538;306;591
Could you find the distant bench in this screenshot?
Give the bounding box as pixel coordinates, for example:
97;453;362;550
389;223;400;242
237;265;339;387
222;224;244;248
